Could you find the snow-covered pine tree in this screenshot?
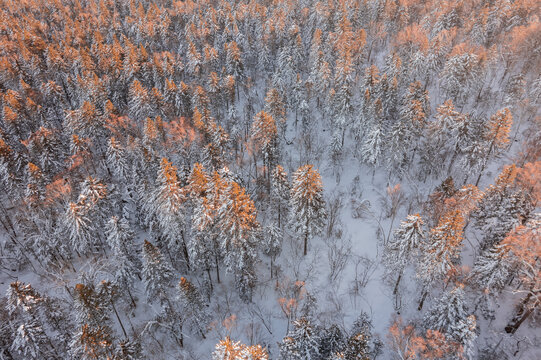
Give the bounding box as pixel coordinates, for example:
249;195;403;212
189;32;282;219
440;52;483;106
424;285;477;359
473;165;533;250
146;158;190;269
251;111;278;184
360;99;385;167
218;181;260;302
319;324;345;359
105;216;140;306
213;333;270;359
417;210;465;310
475;108;513;186
346;312;380;360
384;214;425;294
212;337;245;360
128;80;150;122
6;282;56;359
142;240;174;303
265;88;287;138
290;165;326;256
107;137;129;182
72;283;110;327
280;317;320;360
63;200;94;255
178;277;209;338
239;344;269;360
502;214;541;334
271;165;290;228
263;223;282;279
70;323;115;360
469;244;512;296
418;100;463;179
10;321;49;359
190;168;226;284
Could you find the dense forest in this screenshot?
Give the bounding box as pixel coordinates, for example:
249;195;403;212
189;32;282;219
0;0;539;359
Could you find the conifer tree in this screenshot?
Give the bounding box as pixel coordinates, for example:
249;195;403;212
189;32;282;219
212;337;244;360
251;111;278;183
105;216;140;306
63;200;94;255
10;321;49;359
263;223;282;279
265;88;286;137
73;283;110;327
473;165;533;249
107;137;129;181
417;210;465;310
213;337;269;360
146;158;190;268
280;317;320;360
319;324;345;359
70;323;115;360
219;181;260;302
384;214;425;294
7;282;58;359
290;165;326;256
440;52;482;105
190;168;225;284
178;277;209;338
502;214;541;334
424;285;477;359
142;240;174;303
469;245;512;296
271;165;290;228
475;108;513;186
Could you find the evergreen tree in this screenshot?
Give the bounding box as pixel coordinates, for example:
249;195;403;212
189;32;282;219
105;216;140;305
271;165;290;228
70;323;115;360
417;210;465;310
384;214;425;294
475;108;513;186
424;285;477;359
473;165;533;249
63;200;94;255
213;337;244;359
142;240;174;303
219;181;260;302
251;111;278;181
146;158;190;268
213;337;269;360
502;214;541;334
319;324;345;359
346;312;379;360
290;165;326;256
469;245;512;295
10;321;49;359
107;137;129;181
263;223;282;279
280;317;320;360
6;282;57;359
73;283;110;327
178;277;209;338
440;52;482;105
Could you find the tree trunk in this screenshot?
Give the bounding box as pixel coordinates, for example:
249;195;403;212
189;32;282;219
505;292;534;334
181;231;190;271
393;272;402;295
215;255;221;283
475;138;496;187
418;290;428;311
111;300;128;339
